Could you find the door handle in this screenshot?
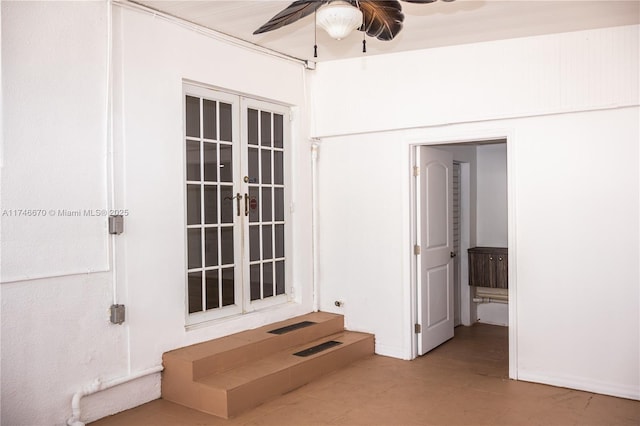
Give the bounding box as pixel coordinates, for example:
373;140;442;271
450;252;457;258
227;193;242;216
244;193;249;216
224;193;243;217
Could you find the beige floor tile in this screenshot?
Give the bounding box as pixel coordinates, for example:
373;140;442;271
91;324;639;426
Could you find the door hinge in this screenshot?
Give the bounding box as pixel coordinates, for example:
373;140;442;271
414;244;421;255
414;323;421;334
413;166;420;177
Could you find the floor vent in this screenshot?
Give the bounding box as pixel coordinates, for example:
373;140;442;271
293;340;342;357
268;321;316;335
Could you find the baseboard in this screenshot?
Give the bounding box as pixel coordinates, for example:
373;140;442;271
517;370;640;401
374;342;410;360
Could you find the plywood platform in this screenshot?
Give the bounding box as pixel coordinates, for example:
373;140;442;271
161;312;374;418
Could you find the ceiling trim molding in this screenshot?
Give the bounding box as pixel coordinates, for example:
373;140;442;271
113;0;311;68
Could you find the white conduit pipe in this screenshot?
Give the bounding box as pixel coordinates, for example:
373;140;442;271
105;0;118;306
311;141;320;312
67;366;163;426
473;297;508;304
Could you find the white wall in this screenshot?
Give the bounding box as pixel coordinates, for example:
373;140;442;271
315;131;412;358
312;26;638;136
476;144;508;247
311;25;639;399
1;1;109;281
1;2;313;425
511;109;638;398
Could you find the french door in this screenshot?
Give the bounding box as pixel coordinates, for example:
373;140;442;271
184;84;290;325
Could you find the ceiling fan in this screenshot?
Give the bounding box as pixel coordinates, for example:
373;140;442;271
254;0;455;42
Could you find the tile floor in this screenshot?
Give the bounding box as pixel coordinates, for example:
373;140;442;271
91;324;639;426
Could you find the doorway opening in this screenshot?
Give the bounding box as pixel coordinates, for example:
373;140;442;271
411;138;511;368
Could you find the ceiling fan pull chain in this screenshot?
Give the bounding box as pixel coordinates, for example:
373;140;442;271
356;0;366;53
314;9;318;58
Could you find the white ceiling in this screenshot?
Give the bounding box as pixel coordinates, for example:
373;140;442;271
130;0;640;62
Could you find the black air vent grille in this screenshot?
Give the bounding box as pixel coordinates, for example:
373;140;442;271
293;340;342;357
268;321;316;335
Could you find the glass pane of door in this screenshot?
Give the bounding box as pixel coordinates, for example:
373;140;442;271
245;107;286;304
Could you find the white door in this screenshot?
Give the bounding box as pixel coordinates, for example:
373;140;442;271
416;146;454;355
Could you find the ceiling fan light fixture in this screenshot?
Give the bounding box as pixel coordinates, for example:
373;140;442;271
316;1;363;40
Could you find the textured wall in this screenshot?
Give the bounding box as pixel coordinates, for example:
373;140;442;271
1;1;109;282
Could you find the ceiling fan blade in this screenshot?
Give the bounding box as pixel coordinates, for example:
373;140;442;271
358;0;404;41
254;0;328;35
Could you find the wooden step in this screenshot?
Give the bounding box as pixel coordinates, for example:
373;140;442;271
161;313;374;418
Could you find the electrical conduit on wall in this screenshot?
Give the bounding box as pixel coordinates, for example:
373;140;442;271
311;141;320;312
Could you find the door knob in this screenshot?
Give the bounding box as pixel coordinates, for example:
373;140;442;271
450;252;457;258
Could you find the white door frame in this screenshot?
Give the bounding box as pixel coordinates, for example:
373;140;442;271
408;133;518;381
